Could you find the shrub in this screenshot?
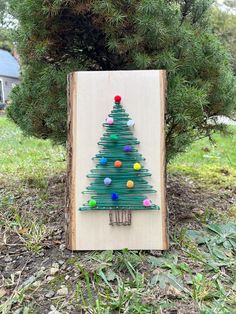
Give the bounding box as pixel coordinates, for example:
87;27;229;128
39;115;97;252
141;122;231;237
7;0;236;160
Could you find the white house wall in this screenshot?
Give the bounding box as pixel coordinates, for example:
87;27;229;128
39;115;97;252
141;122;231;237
0;76;20;103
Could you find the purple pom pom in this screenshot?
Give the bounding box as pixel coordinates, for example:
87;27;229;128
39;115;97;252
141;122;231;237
123;145;132;152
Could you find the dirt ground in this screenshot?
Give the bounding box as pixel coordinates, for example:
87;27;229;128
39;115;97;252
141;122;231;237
0;174;235;313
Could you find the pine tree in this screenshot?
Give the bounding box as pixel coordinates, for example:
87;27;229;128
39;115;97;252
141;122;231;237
7;0;236;160
0;0;7;24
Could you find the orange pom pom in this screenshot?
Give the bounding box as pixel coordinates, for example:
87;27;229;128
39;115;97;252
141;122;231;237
127;180;134;188
114;160;122;168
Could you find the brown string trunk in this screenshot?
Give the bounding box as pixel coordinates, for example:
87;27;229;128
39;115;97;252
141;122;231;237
109;210;132;226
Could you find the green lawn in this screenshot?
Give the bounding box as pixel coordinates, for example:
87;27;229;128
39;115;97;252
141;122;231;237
0;116;66;187
1;116;235;189
168;126;236;188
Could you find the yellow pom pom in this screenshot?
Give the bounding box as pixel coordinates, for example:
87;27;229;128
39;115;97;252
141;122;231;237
133;163;141;171
127;180;134;188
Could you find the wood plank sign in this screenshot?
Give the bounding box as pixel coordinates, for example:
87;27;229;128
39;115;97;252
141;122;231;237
66;70;168;251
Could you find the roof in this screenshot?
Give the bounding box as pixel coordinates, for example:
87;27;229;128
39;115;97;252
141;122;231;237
0;49;20;79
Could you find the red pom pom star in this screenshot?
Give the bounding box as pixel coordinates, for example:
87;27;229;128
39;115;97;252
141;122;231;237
114;95;122;103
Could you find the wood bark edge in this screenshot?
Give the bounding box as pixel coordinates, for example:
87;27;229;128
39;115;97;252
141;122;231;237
65;72;77;250
160;70;169;250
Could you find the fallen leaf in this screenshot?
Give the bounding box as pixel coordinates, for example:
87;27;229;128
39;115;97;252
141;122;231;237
18;228;28;235
0;288;7;298
165;283;182;297
53;240;62;244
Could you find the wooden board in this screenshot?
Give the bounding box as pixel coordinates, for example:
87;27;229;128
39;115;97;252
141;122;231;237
66;70;168;251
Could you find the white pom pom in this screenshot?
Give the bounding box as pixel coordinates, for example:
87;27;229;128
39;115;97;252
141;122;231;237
127;119;135;127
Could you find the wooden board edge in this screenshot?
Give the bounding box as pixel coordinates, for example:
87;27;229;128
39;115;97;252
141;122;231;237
160;70;169;250
65;72;77;250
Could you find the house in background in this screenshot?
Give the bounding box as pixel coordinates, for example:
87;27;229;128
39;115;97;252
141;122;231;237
0;49;20;104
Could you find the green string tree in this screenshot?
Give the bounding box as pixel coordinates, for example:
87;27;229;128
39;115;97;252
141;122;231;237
80;95;159;225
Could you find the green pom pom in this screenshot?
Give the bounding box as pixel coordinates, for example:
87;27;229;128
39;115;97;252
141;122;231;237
89;199;97;207
110;134;119;141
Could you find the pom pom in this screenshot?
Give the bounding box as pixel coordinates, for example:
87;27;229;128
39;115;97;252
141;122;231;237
143;199;152;207
123;145;132;152
100;157;108;165
106;117;114;125
89;199;97;207
111;192;119;201
104;177;112;186
127;180;134;188
114;95;122;103
114;160;122;168
133;162;141;171
110;134;119;141
127;119;135;127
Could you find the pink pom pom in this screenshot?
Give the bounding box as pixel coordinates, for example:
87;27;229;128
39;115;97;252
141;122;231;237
106;117;114;125
143;199;152;207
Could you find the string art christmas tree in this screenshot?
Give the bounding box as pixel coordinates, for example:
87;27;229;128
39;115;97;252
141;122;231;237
80;95;159;225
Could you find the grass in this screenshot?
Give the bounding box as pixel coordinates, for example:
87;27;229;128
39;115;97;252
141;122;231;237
0;116;236;313
0;116;65;254
0;116;66;187
1;116;235;189
168;126;236;188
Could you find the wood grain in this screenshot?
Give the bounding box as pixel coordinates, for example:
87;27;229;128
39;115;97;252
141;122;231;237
66;70;169;250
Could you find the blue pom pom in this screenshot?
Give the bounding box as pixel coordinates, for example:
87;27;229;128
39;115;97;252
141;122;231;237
100;157;108;165
111;192;119;201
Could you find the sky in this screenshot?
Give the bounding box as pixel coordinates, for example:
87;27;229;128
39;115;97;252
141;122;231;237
216;0;236;14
